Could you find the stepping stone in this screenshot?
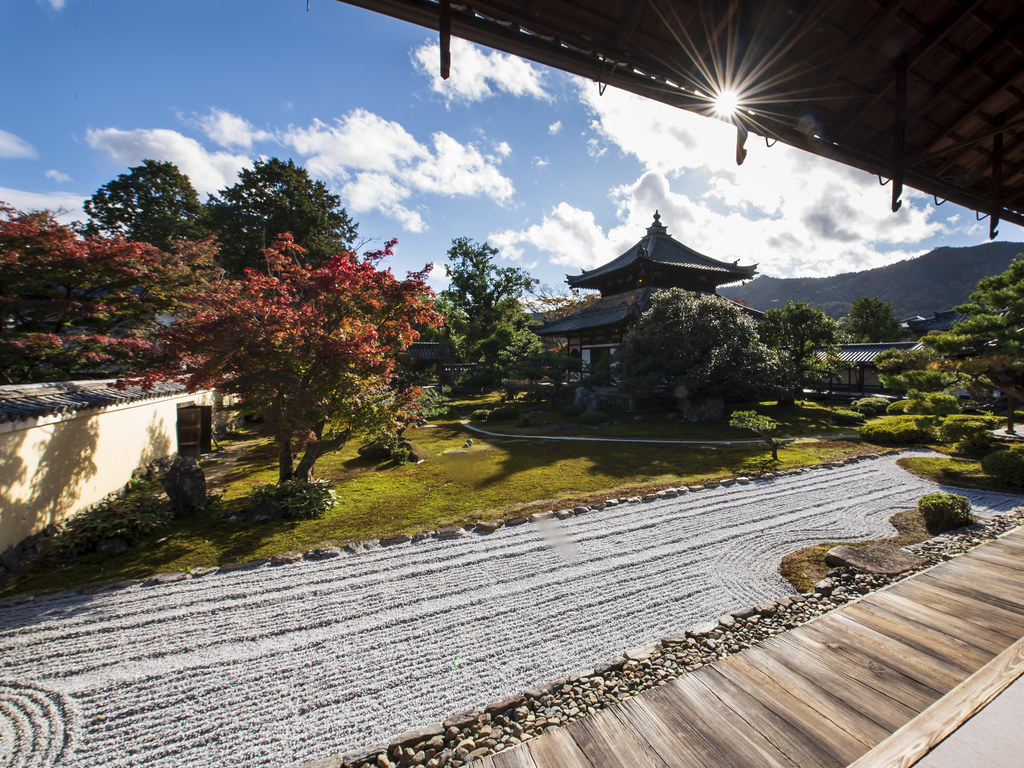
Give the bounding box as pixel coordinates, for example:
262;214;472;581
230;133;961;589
825;543;926;575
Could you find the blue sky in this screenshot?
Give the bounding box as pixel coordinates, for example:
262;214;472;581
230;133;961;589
4;0;1022;297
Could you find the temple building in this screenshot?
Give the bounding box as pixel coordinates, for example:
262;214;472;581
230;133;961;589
535;212;759;368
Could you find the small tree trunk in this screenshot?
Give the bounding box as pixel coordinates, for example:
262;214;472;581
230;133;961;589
1008;398;1016;434
293;428;351;482
769;440;778;461
278;439;294;484
294;442;324;482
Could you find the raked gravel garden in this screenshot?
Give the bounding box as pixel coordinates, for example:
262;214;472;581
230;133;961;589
3;449;1024;768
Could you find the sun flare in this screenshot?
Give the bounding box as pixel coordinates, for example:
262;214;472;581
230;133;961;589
713;89;740;119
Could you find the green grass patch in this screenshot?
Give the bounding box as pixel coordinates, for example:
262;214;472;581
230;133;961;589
2;403;878;597
467;400;854;441
896;454;1024;494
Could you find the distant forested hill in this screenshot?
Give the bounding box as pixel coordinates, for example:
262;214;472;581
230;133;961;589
719;241;1024;318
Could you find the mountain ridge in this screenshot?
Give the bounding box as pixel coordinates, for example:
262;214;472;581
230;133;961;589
719;241;1024;319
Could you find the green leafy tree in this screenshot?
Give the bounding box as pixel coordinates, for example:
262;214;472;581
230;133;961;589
928;254;1024;431
875;347;953;393
758;300;840;403
617;290;782;406
206;158;358;275
440;237;538;385
729;410;779;460
842;295;906;342
82;160;206;251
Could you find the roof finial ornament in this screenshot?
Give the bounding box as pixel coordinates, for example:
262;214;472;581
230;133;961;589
653;210;661;224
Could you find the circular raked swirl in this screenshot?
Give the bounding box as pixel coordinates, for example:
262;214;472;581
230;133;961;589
0;680;76;768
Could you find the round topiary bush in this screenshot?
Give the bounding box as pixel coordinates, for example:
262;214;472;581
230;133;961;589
982;448;1024;486
470;409;491;421
939;415;994;455
561;404;582;418
886;399;910;415
831;408;865;425
917;492;975;529
517;412;533;427
851;397;890;417
924;393;961;416
577;410;608;425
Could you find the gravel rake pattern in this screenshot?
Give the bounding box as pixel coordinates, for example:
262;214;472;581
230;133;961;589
2;452;1023;768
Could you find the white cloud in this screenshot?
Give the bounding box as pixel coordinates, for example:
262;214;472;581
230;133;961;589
548;121;562;135
86;127;250;195
412;38;550;104
0;129;37;159
585;137;607;159
198;109;271;149
283;111;427;180
534;157;549;169
37;0;66;11
341;172;424;232
44;169;72;183
281;113;514;223
408;132;513;202
0;186;85;223
491;203;616;269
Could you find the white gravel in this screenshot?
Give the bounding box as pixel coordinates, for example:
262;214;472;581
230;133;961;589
2;450;1023;768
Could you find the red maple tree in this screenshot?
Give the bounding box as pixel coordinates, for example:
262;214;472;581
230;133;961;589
164;234;440;482
0;203;218;383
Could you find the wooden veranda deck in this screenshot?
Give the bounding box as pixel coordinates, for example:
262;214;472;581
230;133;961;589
479;528;1024;768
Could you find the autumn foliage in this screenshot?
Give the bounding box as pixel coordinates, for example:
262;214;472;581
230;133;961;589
162;234;440;482
0;203;218;383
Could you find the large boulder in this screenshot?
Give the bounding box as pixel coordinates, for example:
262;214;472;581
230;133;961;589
162;456;207;516
824;543;925;575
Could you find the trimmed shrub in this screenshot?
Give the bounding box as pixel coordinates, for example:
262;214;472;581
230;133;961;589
860;414;935;444
982;449;1024;487
54;483;173;557
925;393;961;416
886;400;910;415
247;479;336;520
470;409;491;421
851;397;890;417
917;492;975;529
488;404;521;421
831;408;865;425
577;410;608;425
517;412;533;427
939;415;994;455
561;404;582;417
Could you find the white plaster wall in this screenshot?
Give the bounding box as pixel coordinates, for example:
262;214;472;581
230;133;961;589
0;391;214;554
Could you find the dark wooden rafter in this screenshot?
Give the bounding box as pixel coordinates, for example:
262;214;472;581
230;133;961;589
334;0;1024;230
831;0;990;146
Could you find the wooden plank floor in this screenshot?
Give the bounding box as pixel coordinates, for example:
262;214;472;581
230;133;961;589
478;528;1024;768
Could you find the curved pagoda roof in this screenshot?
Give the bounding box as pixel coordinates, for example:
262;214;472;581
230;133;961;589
567;212;756;294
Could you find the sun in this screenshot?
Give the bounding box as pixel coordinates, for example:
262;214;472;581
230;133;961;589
713;89;740;119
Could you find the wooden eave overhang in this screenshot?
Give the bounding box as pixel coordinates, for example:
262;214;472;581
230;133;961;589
334;0;1024;233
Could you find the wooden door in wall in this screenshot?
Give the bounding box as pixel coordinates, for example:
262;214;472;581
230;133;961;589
177;405;212;457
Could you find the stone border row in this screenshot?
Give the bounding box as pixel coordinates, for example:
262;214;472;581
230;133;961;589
0;452;893;610
300;503;1024;768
